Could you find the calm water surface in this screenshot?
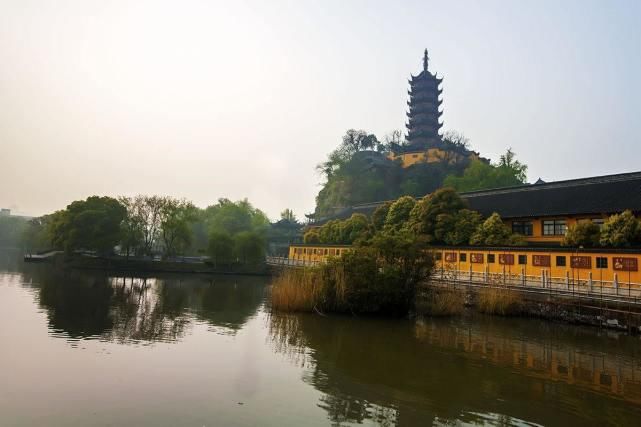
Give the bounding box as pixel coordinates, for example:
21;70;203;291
1;250;641;426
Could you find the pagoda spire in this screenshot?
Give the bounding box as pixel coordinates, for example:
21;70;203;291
423;49;429;72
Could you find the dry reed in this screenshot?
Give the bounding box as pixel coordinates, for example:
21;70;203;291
270;268;322;312
476;286;522;316
418;289;465;317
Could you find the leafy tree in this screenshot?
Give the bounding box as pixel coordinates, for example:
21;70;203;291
443;149;527;192
303;229;321;244
599;211;641;247
470;213;515;246
233;231;265;264
385;196;416;230
120;195;167;255
563;221;601;247
339;213;371;244
118;197;145;257
160;199;197;257
437;209;482;246
49;196;126;254
280;208;297;223
408;188;466;240
207;231;234;266
22;215;54;251
0;216;29;248
371;202;392;231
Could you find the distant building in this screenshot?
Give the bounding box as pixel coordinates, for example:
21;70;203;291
0;208;10;217
388;49;481;168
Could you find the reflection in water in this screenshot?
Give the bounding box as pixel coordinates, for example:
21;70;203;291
21;264;267;343
3;249;641;426
269;313;641;426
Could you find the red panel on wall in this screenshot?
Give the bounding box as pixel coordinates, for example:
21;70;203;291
613;257;638;272
499;254;514;265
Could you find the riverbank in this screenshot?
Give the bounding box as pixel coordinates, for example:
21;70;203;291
33;252;271;276
418;283;641;334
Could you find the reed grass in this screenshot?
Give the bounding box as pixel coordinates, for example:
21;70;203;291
270;268;322;312
417;289;465;317
476;286;522;316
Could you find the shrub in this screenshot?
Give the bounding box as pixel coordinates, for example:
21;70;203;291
599;210;641;247
271;230;434;316
563;221;601;247
470;213;514;246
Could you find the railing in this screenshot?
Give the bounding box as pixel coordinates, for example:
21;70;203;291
265;256;322;268
432;266;641;305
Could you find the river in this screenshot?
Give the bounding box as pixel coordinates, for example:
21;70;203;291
1;250;641;426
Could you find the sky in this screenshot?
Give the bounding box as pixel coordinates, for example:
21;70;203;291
1;0;640;220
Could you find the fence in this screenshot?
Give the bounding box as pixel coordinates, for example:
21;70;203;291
432;264;641;305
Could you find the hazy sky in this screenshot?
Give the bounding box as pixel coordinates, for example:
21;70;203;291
1;0;640;219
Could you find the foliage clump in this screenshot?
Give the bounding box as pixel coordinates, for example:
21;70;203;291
563;221;601;247
599;210;641;247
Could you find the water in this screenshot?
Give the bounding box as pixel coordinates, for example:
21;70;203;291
1;251;641;426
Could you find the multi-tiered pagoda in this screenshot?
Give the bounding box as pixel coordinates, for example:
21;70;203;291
405;49;443;150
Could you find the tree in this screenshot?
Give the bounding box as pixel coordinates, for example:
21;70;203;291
599;211;641;247
408;188;466;241
280;208;297;223
119;197;145;257
303;229;321;244
385;196;416;230
371;202;392;231
438;209;482;246
443;151;528;193
339;213;371;244
234;231;265;264
121;195;168;255
563;221;601;247
49;196;126;254
470;213;515;246
160;199;197;257
208;231;234;266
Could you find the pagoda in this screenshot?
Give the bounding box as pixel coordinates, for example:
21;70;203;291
405;49;443;150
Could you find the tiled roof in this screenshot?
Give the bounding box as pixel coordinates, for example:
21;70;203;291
311;171;641;225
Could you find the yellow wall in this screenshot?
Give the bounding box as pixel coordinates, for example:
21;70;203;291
289;244;641;285
506;216;609;244
388;148;477;168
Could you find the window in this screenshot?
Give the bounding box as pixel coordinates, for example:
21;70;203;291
460;253;467;262
512;221;533;236
543;220;567;236
592;218;605;229
412;154;419;158
324;249;328;256
556;256;566;267
487;254;495;263
596;257;608;269
434;252;442;261
518;255;527;265
303;248;307;255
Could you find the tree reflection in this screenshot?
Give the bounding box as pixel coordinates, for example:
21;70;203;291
32;269;267;344
268;313;641;426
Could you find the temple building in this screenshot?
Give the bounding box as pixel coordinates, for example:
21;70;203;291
389;49;480;168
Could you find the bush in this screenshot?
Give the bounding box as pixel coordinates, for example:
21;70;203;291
470;213;515;246
563;221;601;247
271;230;434;316
600;210;641;247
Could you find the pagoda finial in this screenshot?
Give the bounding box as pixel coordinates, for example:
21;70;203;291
423;49;429;72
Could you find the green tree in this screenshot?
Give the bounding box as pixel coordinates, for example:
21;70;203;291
408;188;466;241
443;149;527;192
303;229;321;244
339;213;371;244
470;213;515;246
437;209;482;246
563;221;601;247
280;208;297;223
0;216;29;248
207;231;234;266
385;196;416;230
160;199;197;257
49;196;126;254
599;211;641;247
371;202;392;231
233;231;265;264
